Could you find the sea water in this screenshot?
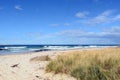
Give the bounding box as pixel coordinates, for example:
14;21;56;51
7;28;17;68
0;44;119;55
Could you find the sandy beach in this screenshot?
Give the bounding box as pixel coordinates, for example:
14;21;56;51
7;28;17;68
0;47;119;80
0;50;76;80
1;0;120;79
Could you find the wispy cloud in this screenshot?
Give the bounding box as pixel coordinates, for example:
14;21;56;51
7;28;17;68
113;14;120;20
15;5;23;10
86;10;120;25
58;27;120;42
49;27;120;43
87;10;112;25
75;11;89;18
56;30;95;37
27;27;120;44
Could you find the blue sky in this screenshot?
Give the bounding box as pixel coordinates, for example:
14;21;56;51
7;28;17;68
0;0;120;44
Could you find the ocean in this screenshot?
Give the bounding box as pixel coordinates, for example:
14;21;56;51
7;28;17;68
0;44;119;55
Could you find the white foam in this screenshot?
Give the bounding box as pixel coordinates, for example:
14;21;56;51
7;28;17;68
4;46;27;49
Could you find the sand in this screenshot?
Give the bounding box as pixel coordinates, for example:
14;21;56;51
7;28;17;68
0;50;76;80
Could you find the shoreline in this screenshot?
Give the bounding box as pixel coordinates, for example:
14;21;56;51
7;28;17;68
0;46;113;56
0;48;77;80
0;47;119;80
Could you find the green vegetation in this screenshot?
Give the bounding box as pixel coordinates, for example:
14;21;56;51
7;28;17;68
46;48;120;80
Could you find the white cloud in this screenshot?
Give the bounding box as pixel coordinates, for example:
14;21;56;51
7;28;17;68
15;5;23;10
53;27;120;43
100;10;113;16
56;30;97;37
75;11;89;18
88;10;112;24
113;15;120;20
27;27;120;44
87;10;120;25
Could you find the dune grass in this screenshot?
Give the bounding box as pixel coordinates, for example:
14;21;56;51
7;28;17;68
46;48;120;80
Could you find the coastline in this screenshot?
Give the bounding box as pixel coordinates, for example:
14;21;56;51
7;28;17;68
0;46;111;56
0;49;77;80
0;47;119;80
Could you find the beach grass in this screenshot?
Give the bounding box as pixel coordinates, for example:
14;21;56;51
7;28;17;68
46;48;120;80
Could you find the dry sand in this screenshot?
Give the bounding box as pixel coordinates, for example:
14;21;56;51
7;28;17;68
0;50;76;80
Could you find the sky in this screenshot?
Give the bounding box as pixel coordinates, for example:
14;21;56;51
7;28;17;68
0;0;120;44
